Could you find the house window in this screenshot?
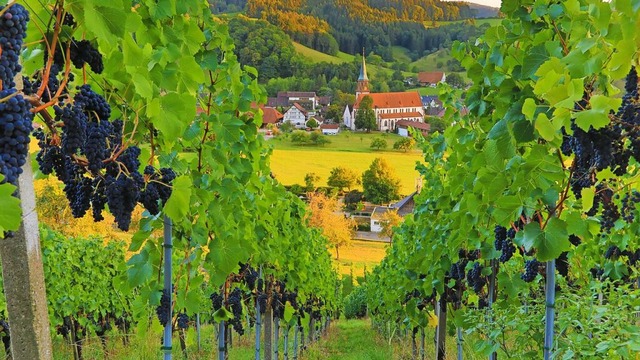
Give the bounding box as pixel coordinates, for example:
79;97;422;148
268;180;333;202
384;120;387;127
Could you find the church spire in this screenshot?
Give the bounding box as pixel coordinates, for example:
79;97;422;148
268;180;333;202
356;48;370;97
358;48;368;81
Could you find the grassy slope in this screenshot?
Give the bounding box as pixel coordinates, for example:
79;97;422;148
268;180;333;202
293;42;348;64
292;42;411;78
268;132;423;195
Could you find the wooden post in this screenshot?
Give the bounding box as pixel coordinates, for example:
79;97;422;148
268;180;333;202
0;159;53;359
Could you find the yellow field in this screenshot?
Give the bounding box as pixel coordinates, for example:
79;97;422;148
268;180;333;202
269;149;424;195
332;240;389;278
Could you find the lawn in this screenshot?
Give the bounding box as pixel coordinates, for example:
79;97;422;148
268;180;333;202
334;240;389;278
270;131;414;153
406;86;441;96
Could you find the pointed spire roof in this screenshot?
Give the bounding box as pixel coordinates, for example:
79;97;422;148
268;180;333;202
358;48;368;81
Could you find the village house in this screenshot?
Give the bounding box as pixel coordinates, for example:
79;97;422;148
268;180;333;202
259;105;284;128
417;71;446;87
370;191;418;232
350;54;425;132
268;91;322;110
283;103;308;129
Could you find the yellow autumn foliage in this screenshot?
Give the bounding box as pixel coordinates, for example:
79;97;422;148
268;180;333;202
307;192;356;260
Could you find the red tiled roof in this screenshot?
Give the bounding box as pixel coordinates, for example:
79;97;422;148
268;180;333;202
354;92;422;109
292;102;307;114
261;106;284;124
320;124;340;129
396;120;431;131
379;111;424;120
418;72;445;84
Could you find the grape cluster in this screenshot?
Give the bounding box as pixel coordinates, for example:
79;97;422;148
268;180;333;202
257;292;268;314
494;225;516;263
0;89;34;184
521;259;541;283
283;290;299;310
561;68;638;200
227;288;244;335
239;263;259;290
210;292;223;311
448;260;467;281
466;262;486;293
621;191;640;223
604;245;621;260
156;287;172;326
272;281;286;319
53;40;104;74
556;252;569;278
0;4;29;88
569;234;581;246
35;85;175;230
176;313;189;330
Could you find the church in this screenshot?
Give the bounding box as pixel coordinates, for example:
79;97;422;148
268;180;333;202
344;55;425;132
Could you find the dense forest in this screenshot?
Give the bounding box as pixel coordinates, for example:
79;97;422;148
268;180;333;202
227;17;358;94
214;0;495;58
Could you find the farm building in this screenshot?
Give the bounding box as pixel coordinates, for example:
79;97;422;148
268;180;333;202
320;123;340;135
417;71;446;87
396;120;430;137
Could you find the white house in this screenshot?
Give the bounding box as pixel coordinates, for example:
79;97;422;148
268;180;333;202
370;206;392;232
320;123;340;135
283;103;308;129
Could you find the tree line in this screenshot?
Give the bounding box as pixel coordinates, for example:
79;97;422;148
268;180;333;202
218;0;493;60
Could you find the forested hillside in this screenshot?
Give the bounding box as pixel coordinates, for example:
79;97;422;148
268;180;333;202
213;0;497;58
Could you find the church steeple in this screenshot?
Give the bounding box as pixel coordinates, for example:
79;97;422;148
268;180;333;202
356;48;370;98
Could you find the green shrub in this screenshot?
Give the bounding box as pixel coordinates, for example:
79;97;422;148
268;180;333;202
343;285;367;319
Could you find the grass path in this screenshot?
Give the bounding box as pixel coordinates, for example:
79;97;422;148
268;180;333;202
301;319;395;360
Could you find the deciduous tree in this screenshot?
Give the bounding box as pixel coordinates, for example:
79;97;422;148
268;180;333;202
393;137;416;152
307;193;356;260
370;137;388;150
378;209;403;241
327;167;360;192
355;95;377;132
362;158;401;205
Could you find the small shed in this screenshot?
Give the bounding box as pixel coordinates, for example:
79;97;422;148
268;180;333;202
320;123;340;135
396;120;430;137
